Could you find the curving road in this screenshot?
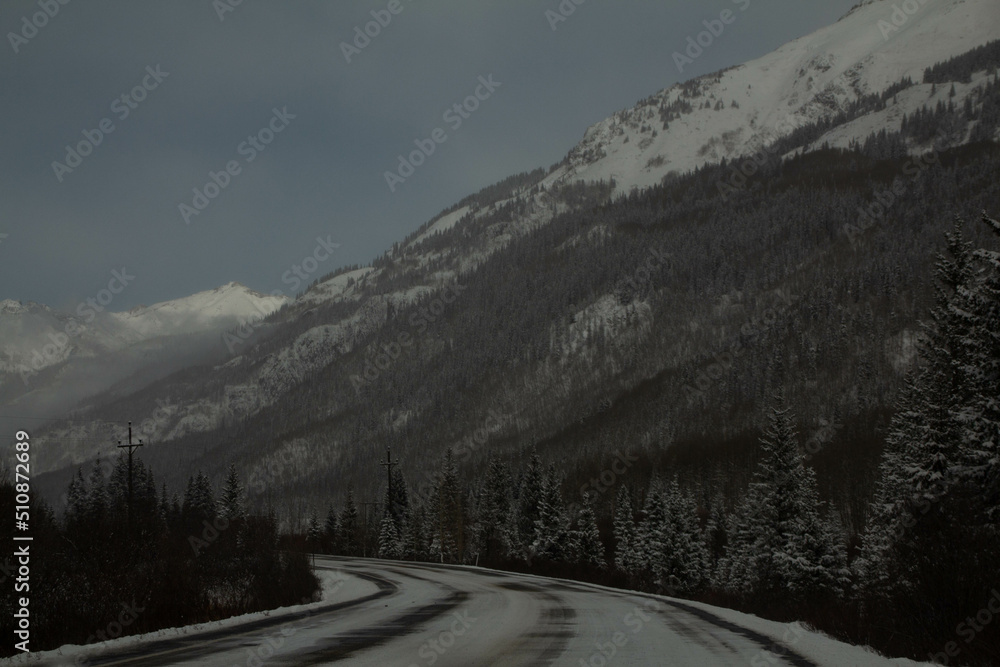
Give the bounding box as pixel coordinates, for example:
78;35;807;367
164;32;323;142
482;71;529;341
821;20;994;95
39;556;918;667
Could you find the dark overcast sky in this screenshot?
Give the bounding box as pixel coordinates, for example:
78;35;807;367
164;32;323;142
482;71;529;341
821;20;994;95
0;0;857;310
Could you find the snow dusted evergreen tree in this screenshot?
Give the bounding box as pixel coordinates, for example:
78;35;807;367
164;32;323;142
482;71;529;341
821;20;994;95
377;513;402;559
63;469;90;538
385;465;409;533
963;213;1000;518
854;377;920;601
474;456;511;563
573;497;605;569
183;470;217;525
656;478;709;595
307;511;322;552
402;506;428;561
339;489;361;556
718;398;842;604
634;483;667;584
516;453;544;557
613;485;638;573
857;215;1000;626
324;505;338;552
429;449;463;562
533;464;571;563
857;222;974;599
87;458;109;527
220;464;245;521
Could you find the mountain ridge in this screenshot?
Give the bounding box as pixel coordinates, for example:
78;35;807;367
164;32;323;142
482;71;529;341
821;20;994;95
23;0;1000;512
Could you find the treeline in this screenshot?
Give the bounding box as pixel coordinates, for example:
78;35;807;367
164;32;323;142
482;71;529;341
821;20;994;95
924;39;1000;84
312;214;1000;664
0;460;317;657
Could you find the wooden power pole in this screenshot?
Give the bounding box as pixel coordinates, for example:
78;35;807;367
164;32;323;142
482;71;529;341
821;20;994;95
117;421;144;524
379;447;398;509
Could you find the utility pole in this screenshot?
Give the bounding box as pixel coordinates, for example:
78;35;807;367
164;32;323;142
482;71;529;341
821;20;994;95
379;447;398;512
117;421;144;526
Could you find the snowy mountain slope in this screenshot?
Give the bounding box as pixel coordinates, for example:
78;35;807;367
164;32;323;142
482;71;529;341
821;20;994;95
0;282;287;377
547;0;1000;192
110;281;288;340
25;0;1000;496
0;282;289;420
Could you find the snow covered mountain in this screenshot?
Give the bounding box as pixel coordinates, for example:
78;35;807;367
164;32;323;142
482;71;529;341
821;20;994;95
0;282;287;418
27;0;1000;499
548;0;998;191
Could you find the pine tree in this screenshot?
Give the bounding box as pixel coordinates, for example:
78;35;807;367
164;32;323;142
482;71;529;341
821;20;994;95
66;469;88;530
386;466;409;533
339;490;361;556
183;470;217;526
378;513;402;559
964;213;1000;518
86;458;109;529
516;453;544;556
858;220;981;606
474;456;511;563
307;511;322;553
635;483;666;580
720;399;840;604
574;498;605;569
402;506;428;561
220;464;245;521
658;479;709;595
324;506;339;552
613;485;638;574
855;377;920;601
430;449;463;563
533;465;570;563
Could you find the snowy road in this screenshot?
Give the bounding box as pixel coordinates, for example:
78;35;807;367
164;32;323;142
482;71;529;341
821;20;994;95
32;556;927;666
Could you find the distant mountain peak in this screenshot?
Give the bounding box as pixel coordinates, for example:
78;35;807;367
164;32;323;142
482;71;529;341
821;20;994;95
0;299;25;314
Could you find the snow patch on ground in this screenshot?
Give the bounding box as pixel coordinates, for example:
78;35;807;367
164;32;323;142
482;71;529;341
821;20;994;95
13;566;375;667
408;206;471;247
300;267;375;306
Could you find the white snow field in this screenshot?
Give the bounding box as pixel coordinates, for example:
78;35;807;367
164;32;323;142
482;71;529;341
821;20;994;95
13;556;934;666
